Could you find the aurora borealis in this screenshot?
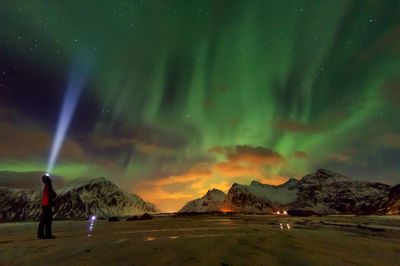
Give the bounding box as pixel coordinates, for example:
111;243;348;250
0;1;399;211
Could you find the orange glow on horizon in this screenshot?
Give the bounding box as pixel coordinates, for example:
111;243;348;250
131;160;294;213
219;206;235;212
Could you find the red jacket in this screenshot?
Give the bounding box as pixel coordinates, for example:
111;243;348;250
42;185;56;206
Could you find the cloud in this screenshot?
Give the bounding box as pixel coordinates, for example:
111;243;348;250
208;180;231;193
152;163;212;186
85;125;190;171
328;152;351;163
257;176;291;186
209;145;285;178
383;78;400;107
0;107;121;178
135;183;194;212
0;106;27;124
0;121;87;162
113;124;192;152
0;171;66;189
89;134;176;154
376;133;400;148
293;151;308;159
210;145;284;165
132;145;289;212
274;119;323;133
135;181;197;213
138;186;193;200
214;161;263;178
133;163;213;211
0;106;88;162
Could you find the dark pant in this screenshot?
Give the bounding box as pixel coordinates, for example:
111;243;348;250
37;206;53;237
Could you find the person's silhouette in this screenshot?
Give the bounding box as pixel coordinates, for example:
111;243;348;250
37;174;57;239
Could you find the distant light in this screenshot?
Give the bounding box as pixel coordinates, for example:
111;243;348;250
88;215;96;235
286;224;291;230
45;173;50;176
283;210;288;215
276;211;281;215
280;223;283;230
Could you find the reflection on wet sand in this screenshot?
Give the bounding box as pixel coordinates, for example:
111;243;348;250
1;215;399;265
205;218;237;225
144;234;225;241
120;227;238;234
280;223;291;230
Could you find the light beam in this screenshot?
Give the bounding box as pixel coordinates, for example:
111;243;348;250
46;57;90;173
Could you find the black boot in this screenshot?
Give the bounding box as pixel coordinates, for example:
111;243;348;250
45;219;55;239
37;222;45;239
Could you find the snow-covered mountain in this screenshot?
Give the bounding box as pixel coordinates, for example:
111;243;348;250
180;169;398;215
219;177;299;213
289;169;391;214
0;187;42;221
386;184;400;215
178;189;225;213
0;177;157;221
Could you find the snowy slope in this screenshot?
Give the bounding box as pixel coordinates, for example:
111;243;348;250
0;187;41;220
386;184;400;215
178;189;225;213
0;177;156;221
53;177;157;219
245;179;299;204
292;169;391;214
180;169;397;215
219;178;299;213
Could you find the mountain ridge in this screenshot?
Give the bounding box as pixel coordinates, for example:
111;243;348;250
179;169;398;215
179;188;226;213
0;177;157;221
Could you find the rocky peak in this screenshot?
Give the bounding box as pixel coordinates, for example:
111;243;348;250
0;177;157;221
85;177;112;185
66;177;116;191
301;169;349;184
386;184;400;215
206;189;225;197
281;177;298;186
286;177;298;183
179;169;396;215
178;188;226;213
250;181;263;187
389;184;400;201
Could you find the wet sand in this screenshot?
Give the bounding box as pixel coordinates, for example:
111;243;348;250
1;215;399;265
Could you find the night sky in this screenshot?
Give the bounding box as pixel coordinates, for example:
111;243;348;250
1;1;400;211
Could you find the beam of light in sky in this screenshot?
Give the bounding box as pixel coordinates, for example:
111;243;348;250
46;57;90;173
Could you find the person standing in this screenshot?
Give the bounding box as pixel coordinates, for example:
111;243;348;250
37;174;57;239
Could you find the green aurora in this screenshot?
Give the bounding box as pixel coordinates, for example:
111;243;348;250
0;0;399;211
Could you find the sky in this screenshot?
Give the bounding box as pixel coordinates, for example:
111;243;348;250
0;0;399;212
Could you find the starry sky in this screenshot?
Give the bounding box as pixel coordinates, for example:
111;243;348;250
1;0;400;211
